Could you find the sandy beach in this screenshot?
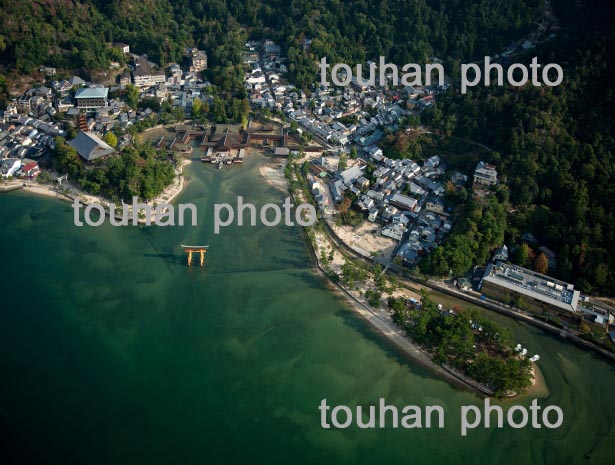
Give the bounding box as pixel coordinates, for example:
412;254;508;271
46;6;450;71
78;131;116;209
1;180;72;201
331;220;397;263
514;364;549;400
1;159;191;224
317;256;549;399
280;164;467;392
258;155;288;192
304;213;491;396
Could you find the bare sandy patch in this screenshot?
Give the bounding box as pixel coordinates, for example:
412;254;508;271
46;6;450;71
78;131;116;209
259;157;288;192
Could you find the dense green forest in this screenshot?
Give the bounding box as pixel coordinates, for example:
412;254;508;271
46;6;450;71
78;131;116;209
421;0;615;293
0;0;542;95
420;192;508;276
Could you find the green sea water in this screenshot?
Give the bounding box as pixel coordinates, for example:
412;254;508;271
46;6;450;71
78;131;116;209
1;155;614;465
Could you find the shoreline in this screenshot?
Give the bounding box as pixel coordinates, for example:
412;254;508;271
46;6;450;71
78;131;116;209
0;181;72;201
6;154;547;400
319;267;548;399
286;161;547;399
2;158;191;223
318;272;490;396
258;154;289;192
515;363;549;400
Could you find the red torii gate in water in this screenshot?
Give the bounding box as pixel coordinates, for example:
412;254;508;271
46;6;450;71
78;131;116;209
181;245;209;267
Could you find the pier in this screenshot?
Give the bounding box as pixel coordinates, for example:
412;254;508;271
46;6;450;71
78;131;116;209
181;245;209;267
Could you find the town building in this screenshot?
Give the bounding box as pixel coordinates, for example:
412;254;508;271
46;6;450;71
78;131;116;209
457;277;473;292
1;158;22;178
473;161;498;187
382;224;407;241
39;66;56;76
493;245;509;261
389;193;419;212
338;165;364;185
19;161;40;179
115;43;130;54
74;87;109;110
189;49;208;73
132;56;166;88
68;131;115;161
480;261;580;321
425;199;445;214
119;71;132;87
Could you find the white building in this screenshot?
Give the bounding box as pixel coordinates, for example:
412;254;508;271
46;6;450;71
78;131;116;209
1;158;22;178
382;224;407;242
473;161;498;187
74;87;109;110
132;57;166;88
189;49;208;73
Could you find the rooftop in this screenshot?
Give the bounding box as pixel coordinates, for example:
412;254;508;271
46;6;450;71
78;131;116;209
475;160;497;174
482;261;580;313
74;87;109;99
389;193;418;211
68;131;114;161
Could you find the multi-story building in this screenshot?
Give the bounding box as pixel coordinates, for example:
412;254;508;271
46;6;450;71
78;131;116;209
0;158;21;178
189;49;208;74
480;261;581;321
74;87;109;110
132;57;166;88
473;160;498;187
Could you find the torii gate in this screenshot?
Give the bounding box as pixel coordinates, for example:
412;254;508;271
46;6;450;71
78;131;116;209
181;245;209;267
57;174;68;185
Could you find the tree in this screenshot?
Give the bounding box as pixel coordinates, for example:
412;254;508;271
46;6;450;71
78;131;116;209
211;96;227;123
103;132;118;148
65;125;78;140
534;253;549;274
125;84;139;110
514;243;531;267
338;197;352;213
365;289;382;308
191;97;202;119
423;246;449;276
53;137;83;180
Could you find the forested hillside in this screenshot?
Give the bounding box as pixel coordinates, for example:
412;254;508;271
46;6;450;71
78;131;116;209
421;0;615;293
0;0;542;89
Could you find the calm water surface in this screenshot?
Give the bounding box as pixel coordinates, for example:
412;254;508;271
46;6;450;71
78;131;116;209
0;155;614;464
